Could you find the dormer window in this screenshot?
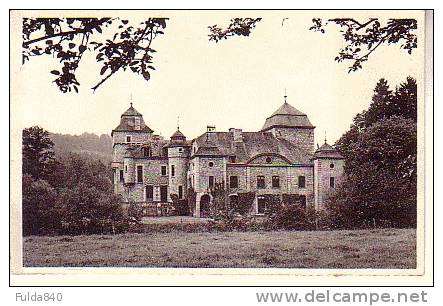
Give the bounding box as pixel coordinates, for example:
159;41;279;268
126;135;132;143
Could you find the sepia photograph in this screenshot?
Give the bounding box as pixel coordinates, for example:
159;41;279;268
9;9;433;286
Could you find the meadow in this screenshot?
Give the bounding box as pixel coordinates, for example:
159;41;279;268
23;228;416;268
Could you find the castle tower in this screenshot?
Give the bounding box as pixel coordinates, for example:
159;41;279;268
261;95;315;154
167;128;190;202
313;140;345;210
111;103;153;197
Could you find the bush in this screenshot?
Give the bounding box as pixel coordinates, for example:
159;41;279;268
268;205;315;230
170;194;190;216
127;200;144;223
57;183;127;235
235;192;255;215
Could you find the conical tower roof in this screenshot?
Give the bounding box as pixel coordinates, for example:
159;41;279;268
261;100;314;131
171;129;186;139
112;103;153;134
121;104;142;117
270;102;307;117
314;141;344;159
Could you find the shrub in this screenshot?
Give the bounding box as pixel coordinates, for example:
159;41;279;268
268;205;315;230
170;194;190;216
127;200;144;223
57;184;127;235
236;192;255;215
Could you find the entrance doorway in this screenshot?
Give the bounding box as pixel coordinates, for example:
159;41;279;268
257;196;266;214
200;194;211;217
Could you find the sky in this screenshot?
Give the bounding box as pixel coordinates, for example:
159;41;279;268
11;10;424;145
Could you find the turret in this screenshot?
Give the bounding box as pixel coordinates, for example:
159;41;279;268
111;102;153;200
167;128;190;201
313;140;345;210
111;103;153;162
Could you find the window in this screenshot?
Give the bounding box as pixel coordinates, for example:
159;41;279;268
257;176;265;189
119;170;124;182
142;147;151;157
272;176;280;188
298;176;306;188
229;176;238;188
208;161;214;168
126;135;131;143
125;165;128;173
178;148;183;153
330;163;335;169
161;165;167;176
137;165;143;183
193;147;197;153
146;185;153;201
330;177;335;188
178;185;183;199
160;186;168;202
229;156;236;163
266;157;272;164
162;147;168;157
209;176;214;188
171;165;175;177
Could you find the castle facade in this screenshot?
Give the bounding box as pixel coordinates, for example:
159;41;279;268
111;98;344;217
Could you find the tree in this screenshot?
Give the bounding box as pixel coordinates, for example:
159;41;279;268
22;17;167;92
22;174;60;235
327;77;417;229
48;153;112;192
309;18;417;72
22;126;57;180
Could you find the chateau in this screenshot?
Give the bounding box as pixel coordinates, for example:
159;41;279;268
111;97;344;217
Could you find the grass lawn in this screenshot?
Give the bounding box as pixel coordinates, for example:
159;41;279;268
23;228;416;268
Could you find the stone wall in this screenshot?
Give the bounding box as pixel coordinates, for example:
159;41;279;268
112;131;151;144
271;127;315;154
123;157;169;203
168;146;190;199
313;158;345;209
192;156;226;193
226;164;315;210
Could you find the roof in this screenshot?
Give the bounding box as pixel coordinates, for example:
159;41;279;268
121;105;142;117
171;129;186;139
112;104;153;134
261;102;314;131
314;142;344;159
193;131;313;164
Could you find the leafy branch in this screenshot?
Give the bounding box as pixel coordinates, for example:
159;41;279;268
309;18;417;72
208;18;262;42
22;17;167;93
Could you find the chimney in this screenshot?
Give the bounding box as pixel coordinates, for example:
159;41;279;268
206;125;215;142
229;128;243;142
